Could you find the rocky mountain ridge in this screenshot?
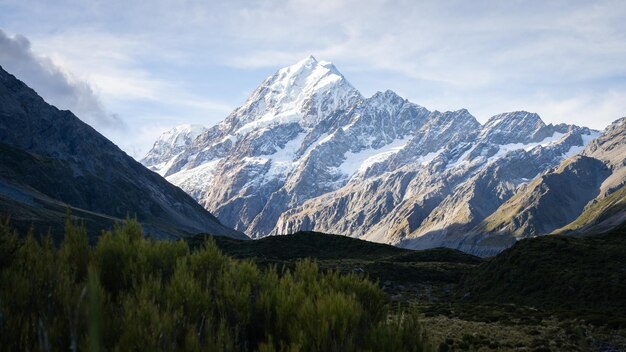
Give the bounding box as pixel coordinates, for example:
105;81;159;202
143;56;618;255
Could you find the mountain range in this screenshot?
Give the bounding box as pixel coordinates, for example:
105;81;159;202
0;65;245;241
143;56;626;255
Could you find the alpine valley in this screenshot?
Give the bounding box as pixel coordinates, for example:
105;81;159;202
143;56;626;256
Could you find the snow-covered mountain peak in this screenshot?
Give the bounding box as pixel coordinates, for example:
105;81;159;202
318;59;340;73
368;90;405;105
278;55;341;78
267;55;355;105
226;56;362;134
141;124;207;172
157;124;206;146
351;90;422;127
480;111;547;144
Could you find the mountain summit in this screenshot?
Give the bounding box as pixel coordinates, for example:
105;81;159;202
143;57;605;254
228;55;361;132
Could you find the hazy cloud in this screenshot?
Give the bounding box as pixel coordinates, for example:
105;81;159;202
0;29;124;130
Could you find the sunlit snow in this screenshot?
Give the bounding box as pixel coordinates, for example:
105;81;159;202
338;137;410;177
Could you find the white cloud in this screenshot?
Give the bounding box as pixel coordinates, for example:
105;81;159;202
1;28;235;158
0;29;124;130
526;91;626;129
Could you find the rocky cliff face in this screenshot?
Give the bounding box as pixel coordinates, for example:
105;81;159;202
553;117;626;234
143;56;611;255
430;117;626;256
0;65;245;240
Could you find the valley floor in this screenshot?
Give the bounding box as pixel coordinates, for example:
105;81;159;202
202;231;626;352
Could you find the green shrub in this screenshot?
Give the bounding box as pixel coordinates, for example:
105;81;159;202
0;218;431;351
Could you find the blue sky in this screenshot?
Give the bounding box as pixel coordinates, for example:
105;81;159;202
1;0;625;158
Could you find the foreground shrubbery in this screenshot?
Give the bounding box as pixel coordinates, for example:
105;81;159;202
0;217;430;351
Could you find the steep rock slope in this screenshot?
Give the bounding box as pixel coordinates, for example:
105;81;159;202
556;117;626;234
448;117;626;255
0;65;245;240
275;111;595;251
457;156;610;255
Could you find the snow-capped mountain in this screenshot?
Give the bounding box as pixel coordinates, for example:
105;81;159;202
143;124;207;174
143;56;606;255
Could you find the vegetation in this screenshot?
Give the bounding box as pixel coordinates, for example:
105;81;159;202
0;217;432;351
191;232;480;286
188;231;410;261
559;184;626;233
440;230;626;351
192;232;481;265
198;229;626;350
463;230;626;312
2;215;625;351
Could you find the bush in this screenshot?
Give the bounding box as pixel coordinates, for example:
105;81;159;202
0;217;432;351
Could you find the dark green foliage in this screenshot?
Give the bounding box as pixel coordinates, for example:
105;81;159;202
192;231;481;264
86;266;104;352
0;217;18;269
391;248;483;265
60;211;90;282
463;230;626;312
189;232;481;287
0;219;431;351
189;231;410;261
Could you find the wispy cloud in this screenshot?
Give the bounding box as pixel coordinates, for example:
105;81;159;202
0;27;235;158
0;29;124;130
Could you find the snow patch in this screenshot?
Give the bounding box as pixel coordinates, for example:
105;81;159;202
417;149;444;166
486;132;566;164
166;159;222;194
217;134;238;145
562;131;601;158
338;137;411;177
150;152;184;176
265;133;308;179
158;124;206;147
236;112;303;135
445;148;474;170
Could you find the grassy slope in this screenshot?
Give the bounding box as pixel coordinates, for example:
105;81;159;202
463;230;626;310
191;230;625;311
190;231;482;286
558;183;626;234
0;195;122;244
441;229;626;350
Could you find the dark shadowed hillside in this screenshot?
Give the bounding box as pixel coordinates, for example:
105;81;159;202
190;231;483;286
0;65;245;240
463;229;626;311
